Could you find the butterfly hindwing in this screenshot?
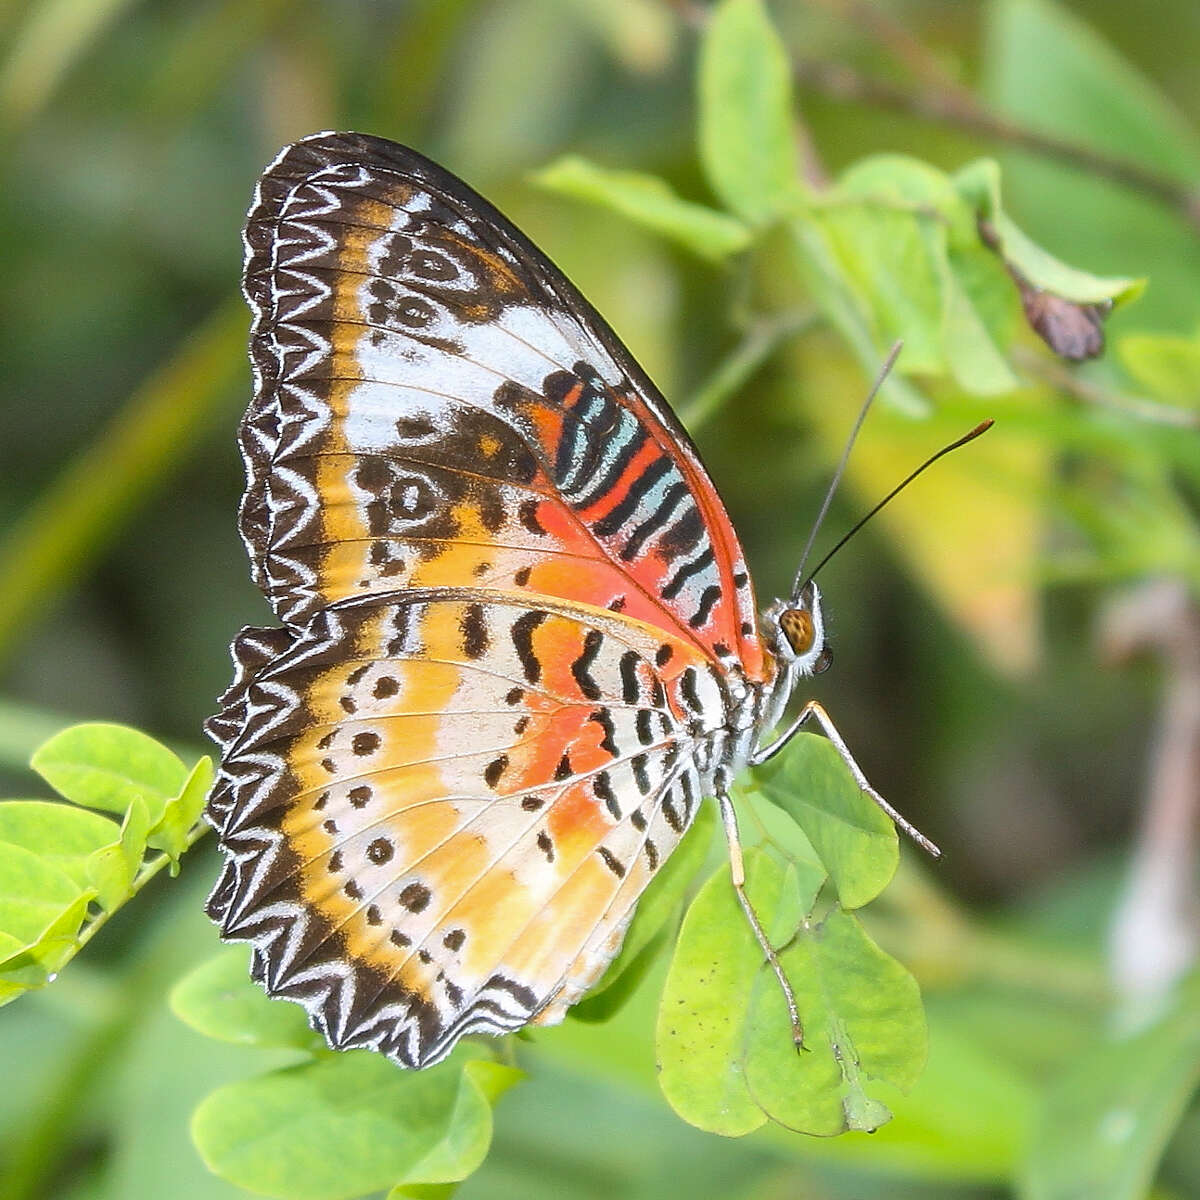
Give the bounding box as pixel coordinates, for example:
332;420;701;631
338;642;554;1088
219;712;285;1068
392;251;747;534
239;131;767;679
206;590;720;1067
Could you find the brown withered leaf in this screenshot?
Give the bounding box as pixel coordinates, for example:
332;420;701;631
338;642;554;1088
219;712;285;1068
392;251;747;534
978;216;1111;362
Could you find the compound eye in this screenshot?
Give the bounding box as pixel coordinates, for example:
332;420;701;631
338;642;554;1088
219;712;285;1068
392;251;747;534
778;608;814;655
813;645;833;674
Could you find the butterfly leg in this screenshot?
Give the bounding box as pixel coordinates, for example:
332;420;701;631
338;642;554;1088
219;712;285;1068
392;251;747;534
716;787;805;1050
751;700;941;858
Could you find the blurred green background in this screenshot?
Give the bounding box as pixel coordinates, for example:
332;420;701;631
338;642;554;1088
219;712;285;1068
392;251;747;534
1;0;1199;1197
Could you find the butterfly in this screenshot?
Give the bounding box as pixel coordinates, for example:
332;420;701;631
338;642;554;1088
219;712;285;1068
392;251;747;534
204;131;931;1069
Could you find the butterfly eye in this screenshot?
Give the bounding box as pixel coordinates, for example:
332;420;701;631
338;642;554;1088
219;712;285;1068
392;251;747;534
779;608;815;655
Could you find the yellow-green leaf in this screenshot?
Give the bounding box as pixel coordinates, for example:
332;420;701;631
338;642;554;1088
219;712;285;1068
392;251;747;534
698;0;800;226
534;156;752;261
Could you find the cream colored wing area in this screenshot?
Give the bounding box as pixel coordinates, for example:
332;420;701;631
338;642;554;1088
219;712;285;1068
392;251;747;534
204;587;719;1067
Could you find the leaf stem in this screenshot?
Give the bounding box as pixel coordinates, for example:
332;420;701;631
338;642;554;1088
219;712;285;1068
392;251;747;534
1013;347;1200;429
71;821;210;959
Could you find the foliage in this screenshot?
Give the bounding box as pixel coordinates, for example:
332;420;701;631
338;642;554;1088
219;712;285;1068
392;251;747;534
1;0;1199;1198
0;724;210;1007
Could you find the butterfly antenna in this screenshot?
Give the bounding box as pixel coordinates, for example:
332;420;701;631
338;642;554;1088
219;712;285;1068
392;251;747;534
802;418;995;586
792;342;903;594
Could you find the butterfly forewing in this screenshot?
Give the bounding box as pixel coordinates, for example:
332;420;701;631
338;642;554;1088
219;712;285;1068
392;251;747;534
239;132;766;676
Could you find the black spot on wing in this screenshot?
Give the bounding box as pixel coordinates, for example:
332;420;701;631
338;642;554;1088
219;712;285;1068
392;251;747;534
598;847;626;878
593;770;619;819
511;611;547;682
618;650;641;704
460;603;488;659
689;585;722;629
570;629;604;700
588;708;618;756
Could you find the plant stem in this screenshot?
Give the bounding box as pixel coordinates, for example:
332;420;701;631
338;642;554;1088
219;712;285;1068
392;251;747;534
1014;347;1200;429
792;59;1200;233
72;821;210;957
680;310;817;432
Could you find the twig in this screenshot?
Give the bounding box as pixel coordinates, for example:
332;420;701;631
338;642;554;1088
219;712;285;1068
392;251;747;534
793;60;1200;234
805;0;976;105
72;820;210;956
1013;347;1200;429
680;310;818;432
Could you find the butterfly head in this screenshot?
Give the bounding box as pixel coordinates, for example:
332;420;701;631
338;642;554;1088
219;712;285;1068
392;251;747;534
768;581;832;677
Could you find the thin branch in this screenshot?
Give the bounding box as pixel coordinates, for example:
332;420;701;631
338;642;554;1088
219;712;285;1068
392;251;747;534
793;59;1200;234
680;310;818;432
1014;347;1200;430
805;0;976;105
71;820;210;957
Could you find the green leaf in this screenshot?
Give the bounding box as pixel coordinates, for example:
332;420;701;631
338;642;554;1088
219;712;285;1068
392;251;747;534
984;0;1200;180
388;1184;456;1200
981;0;1200;333
0;888;93;988
170;946;325;1052
755;732;898;909
698;0;800;225
743;902;927;1136
31;723;188;825
656;857;782;1135
191;1049;518;1200
738;786;828;909
813;154;1018;394
954;158;1144;307
395;1059;523;1189
0;930;30;1005
787;219;932;415
0;839;83;945
85;794;150;911
0;799;119;888
657;850;925;1138
1020;973;1200;1200
573;803;715;1016
149;754;213;861
533;156;752;261
1118;329;1200;407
